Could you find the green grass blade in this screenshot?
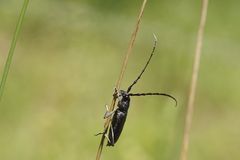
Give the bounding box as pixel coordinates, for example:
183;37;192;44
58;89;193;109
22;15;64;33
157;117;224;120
0;0;29;102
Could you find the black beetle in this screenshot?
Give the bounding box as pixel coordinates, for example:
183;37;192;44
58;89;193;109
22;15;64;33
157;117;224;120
97;35;177;146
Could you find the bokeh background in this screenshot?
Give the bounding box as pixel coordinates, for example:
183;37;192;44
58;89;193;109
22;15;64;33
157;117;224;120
0;0;240;160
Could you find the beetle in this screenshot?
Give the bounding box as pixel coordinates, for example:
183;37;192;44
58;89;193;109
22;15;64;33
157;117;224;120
97;35;177;146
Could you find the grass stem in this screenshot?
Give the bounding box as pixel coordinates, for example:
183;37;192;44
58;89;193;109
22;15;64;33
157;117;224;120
0;0;30;102
179;0;209;160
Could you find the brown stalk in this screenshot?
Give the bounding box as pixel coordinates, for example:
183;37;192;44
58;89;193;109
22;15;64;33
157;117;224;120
95;1;148;160
179;0;209;160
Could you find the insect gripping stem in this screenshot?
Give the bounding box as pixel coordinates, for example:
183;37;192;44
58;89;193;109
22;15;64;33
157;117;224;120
96;1;148;159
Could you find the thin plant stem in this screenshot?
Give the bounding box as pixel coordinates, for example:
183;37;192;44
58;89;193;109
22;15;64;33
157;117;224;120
179;0;209;160
0;0;30;102
95;0;147;160
115;0;147;90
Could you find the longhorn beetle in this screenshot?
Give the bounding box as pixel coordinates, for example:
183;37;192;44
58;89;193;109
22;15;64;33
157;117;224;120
96;34;177;146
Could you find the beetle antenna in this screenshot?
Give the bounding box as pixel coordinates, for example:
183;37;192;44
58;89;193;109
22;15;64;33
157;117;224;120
127;34;158;93
129;92;177;106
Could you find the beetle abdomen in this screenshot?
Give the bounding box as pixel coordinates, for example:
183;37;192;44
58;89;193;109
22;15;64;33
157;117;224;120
107;110;128;146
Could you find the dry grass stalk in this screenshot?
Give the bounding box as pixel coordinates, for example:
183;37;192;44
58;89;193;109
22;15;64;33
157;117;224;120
179;0;209;160
95;0;148;160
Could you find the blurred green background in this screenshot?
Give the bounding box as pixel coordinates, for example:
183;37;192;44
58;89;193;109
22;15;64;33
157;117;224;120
0;0;240;160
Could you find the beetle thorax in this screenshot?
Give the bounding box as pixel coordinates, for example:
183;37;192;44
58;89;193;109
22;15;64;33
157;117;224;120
117;90;130;112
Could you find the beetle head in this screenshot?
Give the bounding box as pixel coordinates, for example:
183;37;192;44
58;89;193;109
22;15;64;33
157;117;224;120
117;90;129;101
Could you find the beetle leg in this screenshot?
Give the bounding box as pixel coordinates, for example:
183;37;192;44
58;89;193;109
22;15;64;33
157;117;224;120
110;123;115;145
113;87;118;99
94;132;111;145
105;104;110;111
95;132;104;136
104;110;116;119
104;104;118;119
104;134;111;143
104;89;121;119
